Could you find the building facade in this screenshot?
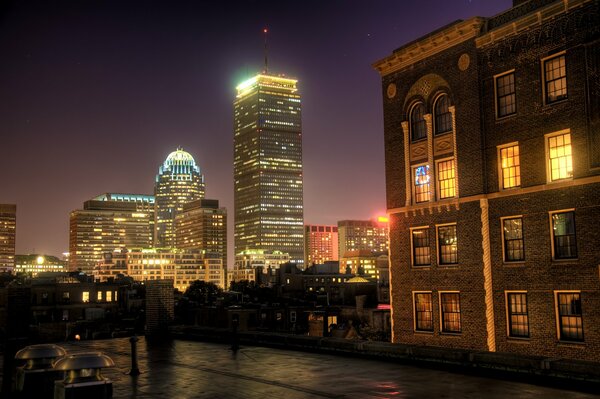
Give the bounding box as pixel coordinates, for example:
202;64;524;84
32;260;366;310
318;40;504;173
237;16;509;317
337;219;389;260
175;199;227;272
230;249;290;283
15;254;67;276
154;148;205;249
304;224;338;266
233;74;304;266
69;194;154;274
94;249;225;291
374;0;600;361
0;204;16;273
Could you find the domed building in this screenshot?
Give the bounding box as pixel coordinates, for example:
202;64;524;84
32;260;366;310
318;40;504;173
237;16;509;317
154;147;205;249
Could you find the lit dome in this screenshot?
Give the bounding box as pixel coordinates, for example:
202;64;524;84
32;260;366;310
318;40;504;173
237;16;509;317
159;147;201;175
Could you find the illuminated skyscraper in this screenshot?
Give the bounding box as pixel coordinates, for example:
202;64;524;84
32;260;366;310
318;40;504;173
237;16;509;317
304;224;338;266
337;219;389;260
234;74;304;266
154;148;205;249
0;204;16;273
69;193;154;273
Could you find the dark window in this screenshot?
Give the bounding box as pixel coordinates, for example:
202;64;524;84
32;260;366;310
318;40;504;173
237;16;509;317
557;293;583;342
414;293;433;331
496;72;516;117
437;225;457;265
434;94;452;134
551;211;577;259
544;55;567;103
412;228;430;266
507;293;529;337
503;217;524;262
440;293;461;333
411;103;427;141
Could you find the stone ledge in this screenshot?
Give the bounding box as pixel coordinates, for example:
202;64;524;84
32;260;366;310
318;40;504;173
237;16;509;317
170;326;600;392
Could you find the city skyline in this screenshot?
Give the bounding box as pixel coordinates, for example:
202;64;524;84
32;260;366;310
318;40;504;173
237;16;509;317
0;0;511;258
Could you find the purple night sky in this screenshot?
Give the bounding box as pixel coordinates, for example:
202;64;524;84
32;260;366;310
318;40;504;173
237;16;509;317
0;0;510;262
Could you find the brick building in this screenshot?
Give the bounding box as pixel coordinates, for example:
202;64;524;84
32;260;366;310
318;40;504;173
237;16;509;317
374;0;600;361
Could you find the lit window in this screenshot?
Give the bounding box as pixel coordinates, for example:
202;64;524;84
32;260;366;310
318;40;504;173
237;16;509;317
556;292;583;342
411;228;430;266
434;94;452;134
414;292;433;331
502;217;524;262
440;293;461;333
97;291;102;301
499;144;520;189
507;292;529;338
413;165;431;203
496;72;516;118
106;291;112;302
82;291;90;303
544;54;567;104
551;211;577;259
436;159;456;199
437;224;457;265
410;103;427;141
547;132;572;181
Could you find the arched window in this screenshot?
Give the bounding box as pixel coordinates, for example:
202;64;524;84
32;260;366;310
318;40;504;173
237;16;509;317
434;94;452;134
410;103;427;141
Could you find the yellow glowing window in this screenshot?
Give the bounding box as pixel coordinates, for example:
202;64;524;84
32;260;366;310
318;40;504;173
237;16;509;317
106;291;112;302
82;292;90;303
97;291;102;301
437;159;456;199
413;165;431;203
499;145;520;189
548;133;572;181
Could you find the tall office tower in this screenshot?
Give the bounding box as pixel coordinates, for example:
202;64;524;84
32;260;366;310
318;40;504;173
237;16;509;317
0;204;17;273
175;199;227;270
154;148;205;249
69;193;154;274
234;74;304;266
337;219;389;260
304;224;338;266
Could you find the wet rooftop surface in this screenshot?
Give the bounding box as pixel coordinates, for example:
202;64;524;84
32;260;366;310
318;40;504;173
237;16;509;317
59;337;595;399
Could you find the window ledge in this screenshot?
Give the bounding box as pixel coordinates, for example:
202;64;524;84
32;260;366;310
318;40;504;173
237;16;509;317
507;336;530;342
438;264;459;268
411;137;428;144
440;332;462;336
414;330;434;335
503;261;526;267
434;130;453;137
411;266;431;270
542;98;568;108
551;259;578;264
495;113;517;122
557;341;585;347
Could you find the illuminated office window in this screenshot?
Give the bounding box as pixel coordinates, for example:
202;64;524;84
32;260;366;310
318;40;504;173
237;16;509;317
499;144;520;189
440;293;461;333
82;291;90;303
556;292;583;342
547;132;572;181
411;228;430;266
97;291;102;301
507;292;529;338
436;159;456;199
544;54;567;104
413;165;431;203
414;292;433;331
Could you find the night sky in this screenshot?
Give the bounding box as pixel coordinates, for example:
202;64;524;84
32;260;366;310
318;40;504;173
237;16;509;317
0;0;510;262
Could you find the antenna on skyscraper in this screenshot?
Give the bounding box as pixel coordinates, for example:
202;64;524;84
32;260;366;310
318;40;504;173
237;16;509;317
263;27;268;74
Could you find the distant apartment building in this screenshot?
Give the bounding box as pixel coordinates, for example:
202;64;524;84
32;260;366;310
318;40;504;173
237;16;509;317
304;224;338;266
69;194;154;274
94;249;225;291
0;204;16;273
337;219;388;260
15;254;67;276
175;199;227;273
339;250;388;280
374;0;600;361
230;249;290;283
154;148;205;249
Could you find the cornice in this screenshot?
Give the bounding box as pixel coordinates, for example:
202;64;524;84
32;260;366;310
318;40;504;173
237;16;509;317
372;17;486;77
476;0;593;48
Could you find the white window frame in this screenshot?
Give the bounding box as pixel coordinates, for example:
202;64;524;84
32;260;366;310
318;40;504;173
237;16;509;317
500;215;525;263
554;290;583;343
435;157;456;200
438;291;461;334
497;142;521;190
411;163;431;204
541;51;567;106
410;226;431;267
504;290;529;339
494;69;516;119
548;208;577;261
412;291;434;333
436;222;458;266
545;129;573;183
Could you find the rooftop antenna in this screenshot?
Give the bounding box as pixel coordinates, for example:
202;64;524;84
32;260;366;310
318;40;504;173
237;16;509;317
263;27;268;74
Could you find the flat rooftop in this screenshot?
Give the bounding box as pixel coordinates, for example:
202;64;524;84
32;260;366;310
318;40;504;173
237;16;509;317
52;337;596;398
